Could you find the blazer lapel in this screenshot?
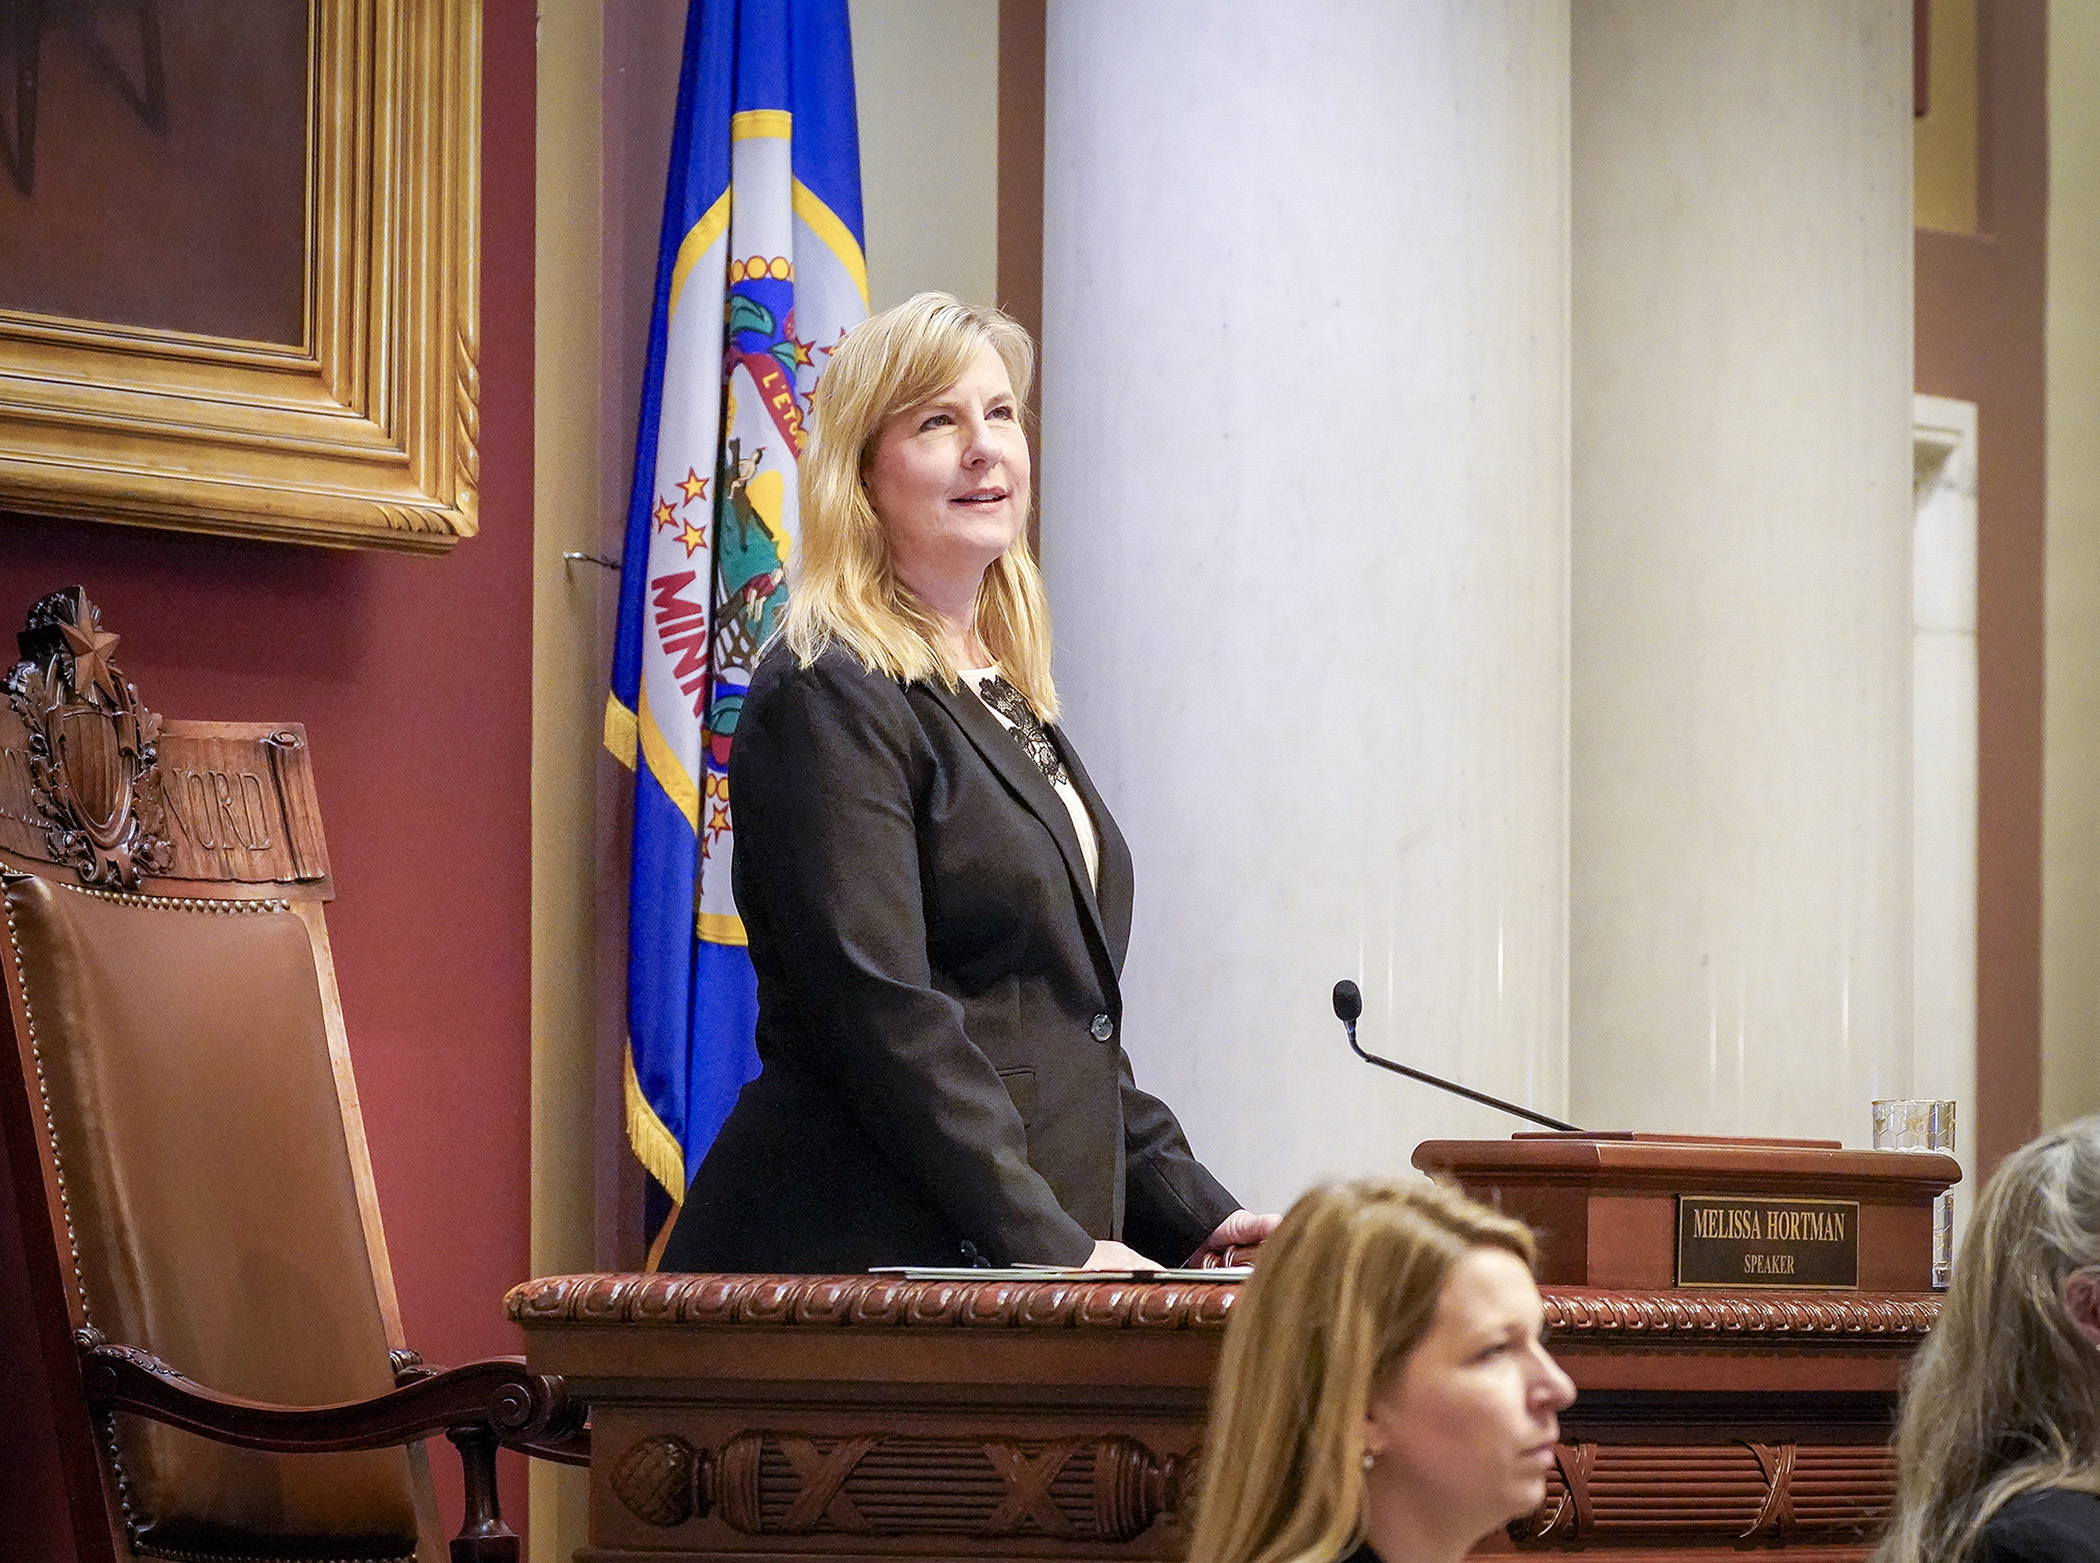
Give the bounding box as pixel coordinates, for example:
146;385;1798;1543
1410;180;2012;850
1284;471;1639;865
1049;728;1133;973
921;679;1118;980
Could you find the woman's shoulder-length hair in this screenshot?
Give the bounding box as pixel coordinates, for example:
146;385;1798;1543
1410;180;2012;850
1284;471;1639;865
781;291;1059;719
1874;1115;2100;1563
1188;1178;1537;1563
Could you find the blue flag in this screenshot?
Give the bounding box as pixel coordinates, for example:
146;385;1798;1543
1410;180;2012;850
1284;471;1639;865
606;0;867;1200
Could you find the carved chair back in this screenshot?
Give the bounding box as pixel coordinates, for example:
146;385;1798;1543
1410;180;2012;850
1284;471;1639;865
0;589;440;1563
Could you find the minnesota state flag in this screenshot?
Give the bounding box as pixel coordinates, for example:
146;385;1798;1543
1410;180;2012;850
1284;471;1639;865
606;0;867;1202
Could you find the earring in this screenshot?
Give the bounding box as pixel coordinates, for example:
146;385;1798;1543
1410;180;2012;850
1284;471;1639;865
1362;1450;1376;1471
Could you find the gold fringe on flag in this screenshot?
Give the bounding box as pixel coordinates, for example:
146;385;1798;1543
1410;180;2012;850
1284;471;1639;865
623;1044;687;1198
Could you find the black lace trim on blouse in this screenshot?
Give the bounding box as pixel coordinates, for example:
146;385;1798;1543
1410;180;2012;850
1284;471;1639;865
973;674;1071;787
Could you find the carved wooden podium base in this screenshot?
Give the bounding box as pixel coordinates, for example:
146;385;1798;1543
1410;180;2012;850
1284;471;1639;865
514;1136;1956;1561
510;1271;1937;1563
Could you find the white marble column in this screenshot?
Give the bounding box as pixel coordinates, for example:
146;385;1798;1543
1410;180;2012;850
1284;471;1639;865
1041;1;1573;1210
1913;394;1978;1228
1568;1;1915;1141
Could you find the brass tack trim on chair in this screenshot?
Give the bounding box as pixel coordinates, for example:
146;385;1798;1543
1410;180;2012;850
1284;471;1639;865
2;895;91;1315
3;888;148;1539
132;1543;415;1563
55;881;291;915
92;1410;147;1557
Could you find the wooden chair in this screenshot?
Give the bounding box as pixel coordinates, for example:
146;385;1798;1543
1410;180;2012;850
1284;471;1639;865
0;587;585;1563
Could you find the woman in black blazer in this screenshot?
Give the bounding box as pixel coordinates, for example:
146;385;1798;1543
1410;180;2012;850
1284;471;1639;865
660;293;1273;1275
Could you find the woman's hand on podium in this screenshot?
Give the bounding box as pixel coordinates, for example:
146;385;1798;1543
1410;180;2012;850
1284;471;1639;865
1083;1239;1162;1270
1191;1208;1283;1265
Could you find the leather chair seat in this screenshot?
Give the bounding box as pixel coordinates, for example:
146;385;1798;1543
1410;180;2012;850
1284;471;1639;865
4;875;420;1560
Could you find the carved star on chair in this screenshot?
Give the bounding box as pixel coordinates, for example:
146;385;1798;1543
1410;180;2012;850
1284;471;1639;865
58;617;120;705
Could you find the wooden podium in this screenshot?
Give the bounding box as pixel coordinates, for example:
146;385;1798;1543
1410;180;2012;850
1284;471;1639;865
1419;1134;1956;1559
513;1136;1957;1563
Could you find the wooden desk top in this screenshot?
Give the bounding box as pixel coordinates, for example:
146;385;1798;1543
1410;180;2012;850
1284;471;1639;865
508;1270;1939;1341
1416;1135;1963;1196
509;1272;1938;1394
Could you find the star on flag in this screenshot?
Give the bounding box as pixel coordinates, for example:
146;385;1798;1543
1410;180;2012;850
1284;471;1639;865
652;495;677;530
678;468;710;505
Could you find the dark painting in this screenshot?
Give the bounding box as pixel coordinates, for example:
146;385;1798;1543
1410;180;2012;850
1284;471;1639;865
0;0;309;346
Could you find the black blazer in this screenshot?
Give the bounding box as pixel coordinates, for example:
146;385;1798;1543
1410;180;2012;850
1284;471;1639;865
1976;1490;2100;1563
659;642;1238;1274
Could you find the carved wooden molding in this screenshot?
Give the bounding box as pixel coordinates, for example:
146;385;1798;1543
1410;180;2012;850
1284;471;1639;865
596;1420;1891;1548
3;589;169;889
508;1273;1938;1343
508;1273;1238;1332
606;1429;1187;1540
0;590;332;888
0;2;481;552
1541;1289;1939;1340
1512;1438;1892;1546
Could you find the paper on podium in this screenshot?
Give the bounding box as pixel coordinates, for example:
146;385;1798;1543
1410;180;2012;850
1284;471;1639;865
868;1264;1252;1281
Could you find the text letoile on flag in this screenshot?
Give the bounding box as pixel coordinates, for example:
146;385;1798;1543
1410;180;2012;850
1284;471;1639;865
605;0;867;1200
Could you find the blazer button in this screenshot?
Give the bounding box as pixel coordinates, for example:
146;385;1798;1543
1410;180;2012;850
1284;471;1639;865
1090;1013;1115;1042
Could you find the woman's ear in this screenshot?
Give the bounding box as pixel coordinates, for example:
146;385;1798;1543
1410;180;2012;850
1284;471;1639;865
2063;1270;2100;1349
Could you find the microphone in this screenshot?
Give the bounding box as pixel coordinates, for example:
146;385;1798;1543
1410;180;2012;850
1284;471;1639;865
1331;979;1584;1134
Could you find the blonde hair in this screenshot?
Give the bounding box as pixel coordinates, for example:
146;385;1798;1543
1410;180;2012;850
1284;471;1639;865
1190;1179;1538;1563
1875;1117;2100;1563
781;291;1058;717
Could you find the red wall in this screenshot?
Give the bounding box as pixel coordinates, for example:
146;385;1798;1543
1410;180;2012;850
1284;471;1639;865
1916;0;2047;1182
0;1;536;1548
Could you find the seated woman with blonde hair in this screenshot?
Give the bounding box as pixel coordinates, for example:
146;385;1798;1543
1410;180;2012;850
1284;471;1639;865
1190;1178;1575;1563
1875;1116;2100;1563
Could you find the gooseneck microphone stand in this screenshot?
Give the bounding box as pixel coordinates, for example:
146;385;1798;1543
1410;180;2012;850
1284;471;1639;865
1331;979;1584;1134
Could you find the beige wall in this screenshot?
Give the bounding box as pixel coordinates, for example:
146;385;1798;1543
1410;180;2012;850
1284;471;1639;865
1915;0;1977;235
2044;0;2100;1128
531;3;608;1559
852;0;1000;310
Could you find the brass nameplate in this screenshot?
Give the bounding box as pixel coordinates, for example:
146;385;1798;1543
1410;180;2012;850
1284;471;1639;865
1676;1195;1859;1288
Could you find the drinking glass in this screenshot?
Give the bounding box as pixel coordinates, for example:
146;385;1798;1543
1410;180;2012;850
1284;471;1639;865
1872;1099;1956;1289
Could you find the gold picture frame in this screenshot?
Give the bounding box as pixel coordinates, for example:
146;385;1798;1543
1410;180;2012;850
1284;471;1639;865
0;1;481;554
